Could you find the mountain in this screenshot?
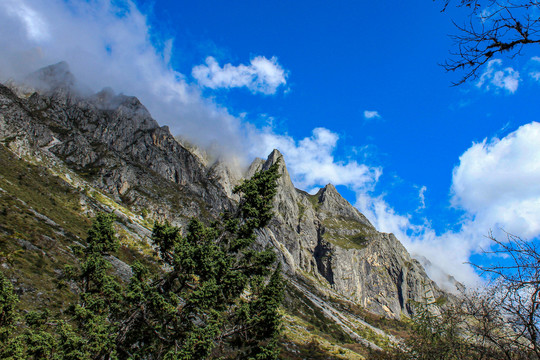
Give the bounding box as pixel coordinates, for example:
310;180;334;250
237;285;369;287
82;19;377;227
0;63;454;358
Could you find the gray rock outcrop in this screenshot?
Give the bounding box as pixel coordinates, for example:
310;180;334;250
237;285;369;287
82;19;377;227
0;63;234;225
0;62;450;321
256;150;445;318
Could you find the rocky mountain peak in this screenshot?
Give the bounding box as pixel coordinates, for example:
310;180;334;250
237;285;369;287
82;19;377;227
264;148;283;165
317;183;373;229
245;157;266;179
91;87;152;119
262;149;296;192
0;65;453;325
24;61;76;92
89;87;157;131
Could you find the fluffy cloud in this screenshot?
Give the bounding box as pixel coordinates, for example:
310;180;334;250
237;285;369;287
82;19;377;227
192;56;287;94
451;122;540;238
251;128;381;193
363;110;381;120
477;59;520;93
357;122;540;289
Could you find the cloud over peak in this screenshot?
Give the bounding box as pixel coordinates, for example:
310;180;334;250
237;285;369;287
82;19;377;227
192;56;287;95
252;127;382;194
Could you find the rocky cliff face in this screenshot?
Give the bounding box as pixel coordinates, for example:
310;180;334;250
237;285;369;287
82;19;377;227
253;151;444;319
0;62;448;324
1;63;234;225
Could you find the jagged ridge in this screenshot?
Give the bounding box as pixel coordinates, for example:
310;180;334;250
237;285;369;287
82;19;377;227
0;62;454;357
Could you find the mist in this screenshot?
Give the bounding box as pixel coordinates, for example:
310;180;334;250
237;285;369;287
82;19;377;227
0;0;253;164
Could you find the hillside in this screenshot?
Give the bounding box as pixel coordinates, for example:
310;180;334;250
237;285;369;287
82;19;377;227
0;63;453;358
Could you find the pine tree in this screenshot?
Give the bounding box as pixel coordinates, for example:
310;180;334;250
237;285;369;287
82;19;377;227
0;269;24;359
115;161;284;359
0;161;283;359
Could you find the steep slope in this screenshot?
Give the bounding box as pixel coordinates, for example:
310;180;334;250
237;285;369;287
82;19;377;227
0;63;453;357
253;150;445;319
1;63;233;224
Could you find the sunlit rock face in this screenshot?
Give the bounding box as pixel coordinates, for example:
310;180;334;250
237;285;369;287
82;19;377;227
254;150;445;318
0;62;448;319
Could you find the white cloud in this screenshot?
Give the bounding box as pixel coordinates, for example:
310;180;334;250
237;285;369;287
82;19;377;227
192;56;287;94
2;0;49;42
250;127;381;193
528;56;540;81
451;122;540;238
477;59;520;93
530;72;540;81
417;185;427;210
363;110;381;120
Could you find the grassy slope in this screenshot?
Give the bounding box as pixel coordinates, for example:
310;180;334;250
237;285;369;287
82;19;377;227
0;143;411;359
0;144;157;313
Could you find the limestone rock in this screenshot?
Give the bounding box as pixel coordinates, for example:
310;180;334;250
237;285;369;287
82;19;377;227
0;63;453;321
0;78;233;225
255;148;446;318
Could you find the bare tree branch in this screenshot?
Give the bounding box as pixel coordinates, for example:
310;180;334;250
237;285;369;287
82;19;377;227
440;0;540;85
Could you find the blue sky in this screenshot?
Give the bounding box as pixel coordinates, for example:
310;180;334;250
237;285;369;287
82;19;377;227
2;0;540;288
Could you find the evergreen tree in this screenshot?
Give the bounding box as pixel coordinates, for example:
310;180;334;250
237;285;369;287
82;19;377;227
65;212;121;359
0;270;24;359
115;161;283;359
0;162;283;359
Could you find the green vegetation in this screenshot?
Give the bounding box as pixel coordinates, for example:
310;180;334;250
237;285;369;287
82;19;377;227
280;313;364;360
297;201;306;221
0;145;91;312
321;217;372;250
0;145;90;239
283;285;353;345
0;161;284;359
0;269;22;358
307;193;321;210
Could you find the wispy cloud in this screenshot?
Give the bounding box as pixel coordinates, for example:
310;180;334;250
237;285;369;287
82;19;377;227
417;185;427;211
528;56;540;81
192;56;287;94
363;110;381;120
476;59;520;94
